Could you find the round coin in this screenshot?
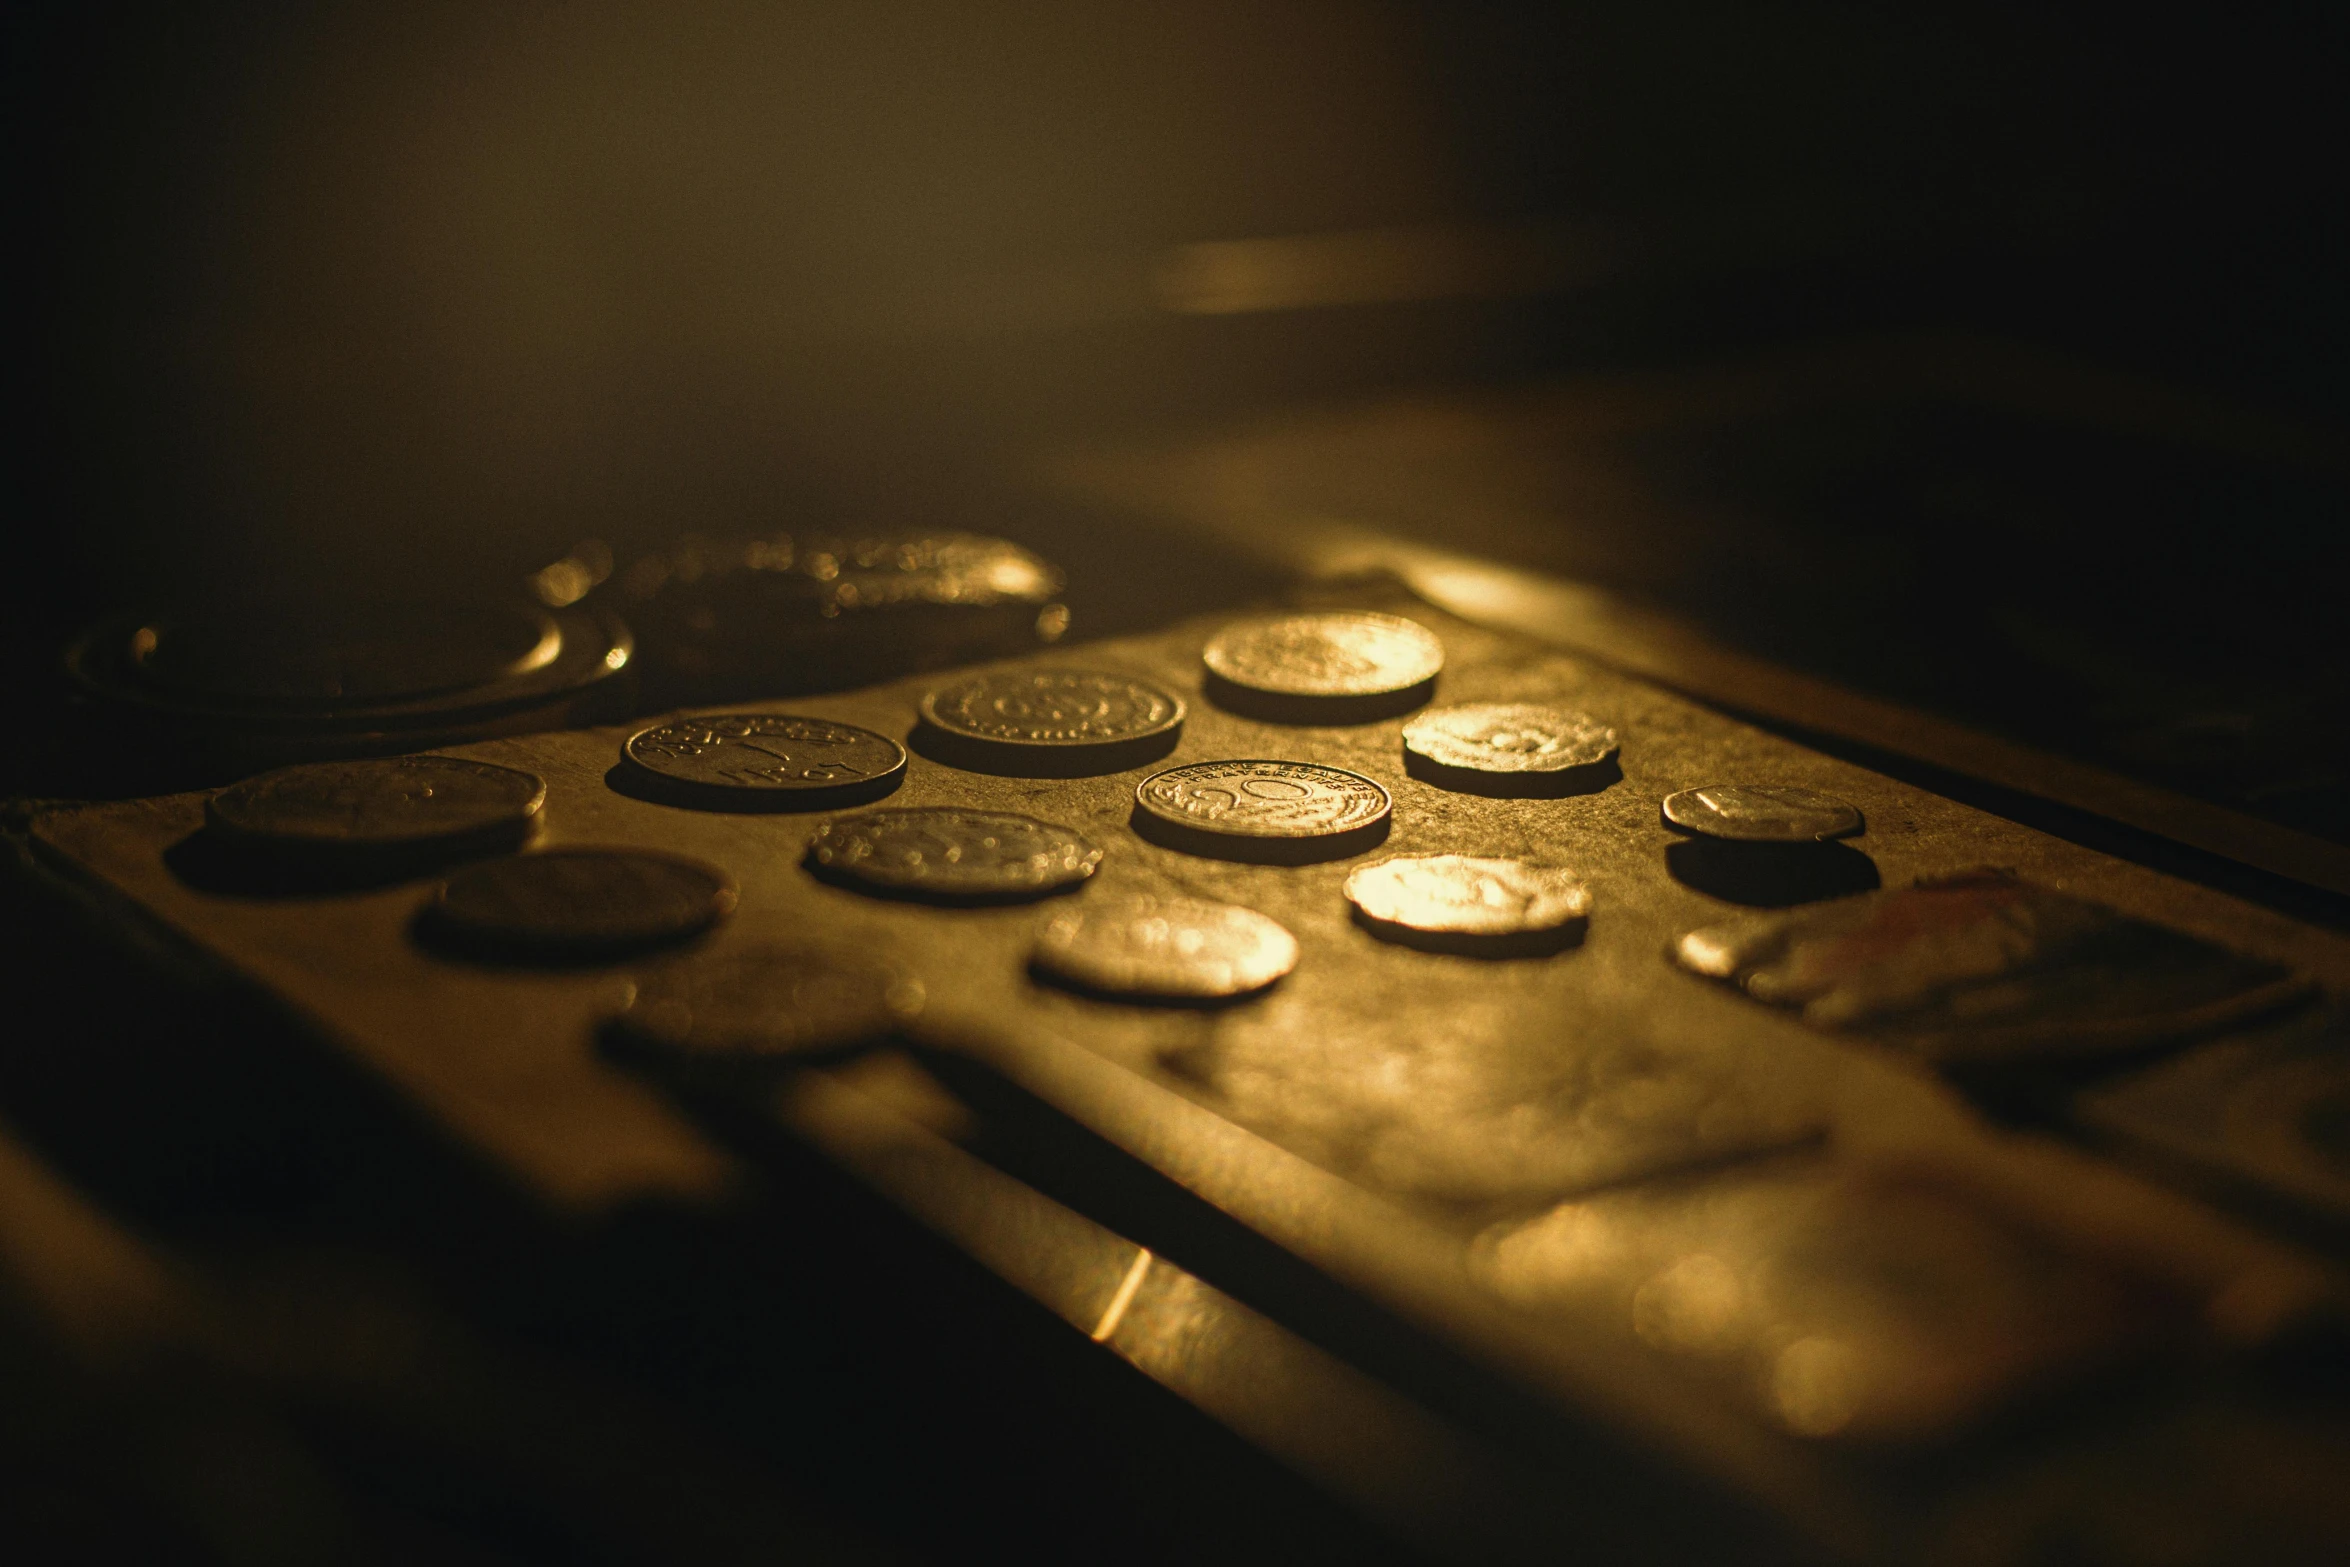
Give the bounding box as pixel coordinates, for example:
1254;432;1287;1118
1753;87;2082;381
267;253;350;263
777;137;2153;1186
1133;759;1391;863
1033;893;1298;1000
424;848;736;961
1202;612;1443;722
206;755;545;863
1402;702;1619;794
807;807;1102;901
1345;854;1592;953
609;945;925;1063
1661;784;1863;843
622;713;906;809
917;669;1185;776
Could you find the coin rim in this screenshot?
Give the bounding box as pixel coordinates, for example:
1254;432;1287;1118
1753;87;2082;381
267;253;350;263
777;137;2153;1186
1343;853;1595;935
917;668;1187;751
1660;784;1864;843
1201;612;1446;699
1133;758;1395;840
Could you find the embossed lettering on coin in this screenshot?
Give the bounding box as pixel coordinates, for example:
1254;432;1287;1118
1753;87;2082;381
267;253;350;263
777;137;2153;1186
208;755;545;853
1033;894;1298;999
1135;760;1391;841
612;945;924;1059
428;848;736;960
1345;855;1592;939
1203;613;1443;699
808;807;1102;900
1402;703;1618;775
624;714;906;806
1662;784;1863;843
922;669;1184;749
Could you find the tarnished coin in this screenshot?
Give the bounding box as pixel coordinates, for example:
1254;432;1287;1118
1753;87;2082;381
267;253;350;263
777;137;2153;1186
622;713;906;809
1345;855;1592;951
1402;703;1618;791
206;755;545;862
1133;760;1392;863
1202;612;1443;721
917;669;1185;775
610;945;925;1062
425;848;736;961
1662;784;1863;843
1033;894;1298;1000
807;808;1102;901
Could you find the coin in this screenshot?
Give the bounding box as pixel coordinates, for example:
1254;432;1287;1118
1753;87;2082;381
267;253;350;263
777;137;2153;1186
807;808;1102;901
206;755;545;862
1133;760;1392;863
917;669;1185;776
1345;855;1591;952
609;945;925;1062
1201;612;1443;722
1661;784;1863;843
425;848;736;961
1033;894;1298;1000
621;714;906;809
1402;703;1619;793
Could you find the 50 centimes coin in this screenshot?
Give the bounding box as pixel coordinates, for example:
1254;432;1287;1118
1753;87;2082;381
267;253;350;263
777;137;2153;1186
622;713;905;810
916;668;1185;776
608;945;925;1070
807;807;1102;902
1133;759;1391;864
1201;612;1443;723
1662;784;1863;843
1345;854;1592;956
206;755;545;869
422;848;736;963
1033;894;1298;1002
1401;702;1619;797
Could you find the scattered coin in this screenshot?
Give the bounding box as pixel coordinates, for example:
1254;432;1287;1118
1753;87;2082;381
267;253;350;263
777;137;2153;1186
1662;784;1863;843
1133;760;1392;863
622;713;906;809
1402;702;1618;792
609;945;925;1062
206;755;545;863
1201;612;1443;721
917;668;1185;775
1033;893;1298;1000
425;848;736;961
807;807;1102;901
1345;854;1592;951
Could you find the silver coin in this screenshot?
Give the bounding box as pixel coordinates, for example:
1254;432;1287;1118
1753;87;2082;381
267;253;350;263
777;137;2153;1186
428;848;736;960
1202;612;1443;720
1134;760;1391;864
611;945;925;1060
1345;855;1592;940
623;713;906;808
918;669;1185;774
807;807;1102;900
1033;894;1298;1000
1661;784;1863;843
1402;703;1618;775
207;755;545;856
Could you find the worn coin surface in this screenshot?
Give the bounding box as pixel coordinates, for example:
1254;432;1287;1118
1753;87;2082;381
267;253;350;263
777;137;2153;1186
1033;893;1298;1000
207;755;545;857
1662;784;1863;843
1403;703;1618;775
1134;760;1392;862
623;713;906;808
1202;612;1443;719
918;669;1185;774
1345;855;1593;941
611;945;925;1060
427;848;736;960
807;807;1102;900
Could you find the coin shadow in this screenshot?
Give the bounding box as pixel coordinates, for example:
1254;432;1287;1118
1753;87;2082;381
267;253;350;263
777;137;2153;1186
1128;804;1391;866
1666;839;1881;908
163;826;504;899
1202;671;1435;726
1402;752;1621;799
906;720;1180;779
602;762;902;813
1348;907;1588;959
1025;962;1284;1012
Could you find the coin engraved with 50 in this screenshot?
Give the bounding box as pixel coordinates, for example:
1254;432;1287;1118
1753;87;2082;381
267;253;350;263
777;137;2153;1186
1135;760;1391;840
